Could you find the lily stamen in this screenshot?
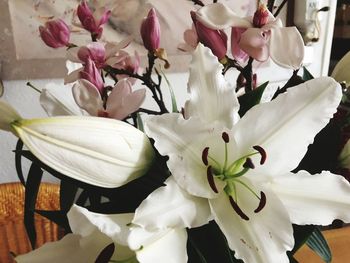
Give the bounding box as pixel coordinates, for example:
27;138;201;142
243;157;255;169
207;165;218;193
202;147;209;166
254;191;267;213
229;196;249;221
253;145;267;164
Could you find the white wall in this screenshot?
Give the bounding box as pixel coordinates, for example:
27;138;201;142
0;0;338;183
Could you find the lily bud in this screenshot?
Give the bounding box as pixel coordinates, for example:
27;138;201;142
79;58;104;93
253;4;270;28
77;1;111;39
191;11;227;60
0;100;155;188
0;100;21;132
39;19;70;48
140;8;160;52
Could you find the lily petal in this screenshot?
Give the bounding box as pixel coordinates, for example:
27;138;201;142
209;190;293;263
15;233;113;263
11;116;154;188
0;100;21;132
72;79;103;116
68;205;133;249
145;113;226;198
40;82;86;116
196;3;252;30
232;77;342;178
128;228;188;263
133;177;211;230
184;44;239;128
269;27;304;69
270;170;350;225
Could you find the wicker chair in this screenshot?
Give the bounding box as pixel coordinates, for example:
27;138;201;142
0;182;61;263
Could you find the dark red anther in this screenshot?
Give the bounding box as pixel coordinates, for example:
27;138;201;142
222;132;230;143
202;147;209;166
207;166;218;193
229;196;249;221
254;191;266;213
253;145;267;165
243;157;255;169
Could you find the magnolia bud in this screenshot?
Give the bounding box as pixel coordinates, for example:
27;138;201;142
191;11;227;60
140;8;161;52
77;1;111;39
39;19;70;48
79;58;104;93
253;4;270;28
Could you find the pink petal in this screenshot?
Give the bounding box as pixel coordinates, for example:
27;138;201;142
231;27;249;63
239;28;270;62
72;79;102;116
107;80;145;120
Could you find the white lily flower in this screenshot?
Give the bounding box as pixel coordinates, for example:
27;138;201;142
133;44;350;263
16;205;188;263
0;101;154;188
0;100;21;132
40;82;87;116
196;3;304;69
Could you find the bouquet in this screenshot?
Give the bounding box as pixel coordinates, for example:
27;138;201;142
1;1;350;263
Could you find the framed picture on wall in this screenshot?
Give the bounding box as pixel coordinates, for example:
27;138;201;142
0;0;257;80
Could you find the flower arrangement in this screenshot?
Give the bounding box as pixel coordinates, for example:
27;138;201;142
1;1;350;263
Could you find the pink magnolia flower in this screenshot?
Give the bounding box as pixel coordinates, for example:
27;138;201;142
64;38;133;86
196;3;304;69
178;24;198;53
39;19;70;48
72;79;146;120
110;51;141;84
140;8;160;52
79;58;104;93
191;11;227;60
77;0;111;39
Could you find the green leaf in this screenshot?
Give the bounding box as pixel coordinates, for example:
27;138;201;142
24;162;43;248
136;113;144;132
35;210;70;231
160;68;178;112
14;139;26;185
306;227;332;263
291;224;316;253
238;81;269;116
303;67;315;81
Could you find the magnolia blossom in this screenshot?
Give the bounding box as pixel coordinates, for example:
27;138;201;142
16;205;188;263
64;39;136;85
196;3;304;69
73;79;145;120
0;100;154;188
132;44;350;263
77;0;111;39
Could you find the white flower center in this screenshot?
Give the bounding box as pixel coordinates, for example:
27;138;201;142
201;132;267;220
